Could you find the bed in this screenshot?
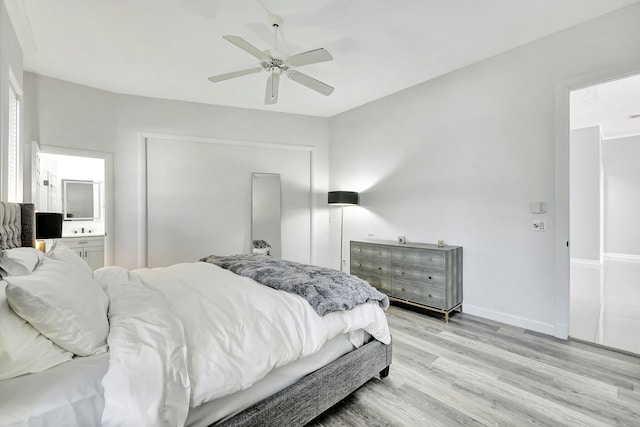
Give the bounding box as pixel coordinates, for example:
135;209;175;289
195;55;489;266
0;202;392;426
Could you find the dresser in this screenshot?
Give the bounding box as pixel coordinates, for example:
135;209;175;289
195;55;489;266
350;240;463;322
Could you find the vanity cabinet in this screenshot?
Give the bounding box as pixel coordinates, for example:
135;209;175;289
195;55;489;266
350;240;463;322
55;236;105;271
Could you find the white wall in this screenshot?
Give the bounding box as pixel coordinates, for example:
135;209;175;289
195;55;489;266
329;3;640;335
146;137;311;267
603;134;640;256
23;74;330;269
570;126;601;261
0;0;23;200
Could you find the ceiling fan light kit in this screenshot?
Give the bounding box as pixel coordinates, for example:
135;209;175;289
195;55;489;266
208;15;334;105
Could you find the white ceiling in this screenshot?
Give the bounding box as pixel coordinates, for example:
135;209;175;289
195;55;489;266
6;0;640;117
571;73;640;140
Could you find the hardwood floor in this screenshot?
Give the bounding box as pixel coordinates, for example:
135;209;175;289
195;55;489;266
308;304;640;426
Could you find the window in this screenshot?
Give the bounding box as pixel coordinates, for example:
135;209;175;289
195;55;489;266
7;83;21;202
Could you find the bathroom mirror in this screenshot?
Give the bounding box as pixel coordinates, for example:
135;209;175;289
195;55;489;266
62;179;101;220
251;173;281;257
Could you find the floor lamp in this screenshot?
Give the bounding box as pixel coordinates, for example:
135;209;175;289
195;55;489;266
328;191;359;271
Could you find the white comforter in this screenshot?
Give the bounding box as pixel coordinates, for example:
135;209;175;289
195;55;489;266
94;262;390;427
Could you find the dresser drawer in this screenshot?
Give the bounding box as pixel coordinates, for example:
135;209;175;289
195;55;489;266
391;264;444;287
392;247;444;268
356;273;392;293
392;280;445;309
351;243;392;261
351;257;392;277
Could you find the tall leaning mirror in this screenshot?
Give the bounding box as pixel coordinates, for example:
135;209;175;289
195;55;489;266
251;173;281;257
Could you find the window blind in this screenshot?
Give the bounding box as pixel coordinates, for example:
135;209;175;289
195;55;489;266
7;84;20;202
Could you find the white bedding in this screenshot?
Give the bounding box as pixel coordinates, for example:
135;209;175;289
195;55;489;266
0;353;109;427
1;261;390;427
0;334;358;427
94;262;389;426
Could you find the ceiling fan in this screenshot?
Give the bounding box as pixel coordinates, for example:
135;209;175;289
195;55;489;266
208;14;334;105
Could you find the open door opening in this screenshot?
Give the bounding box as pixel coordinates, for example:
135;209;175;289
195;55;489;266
569;73;640;355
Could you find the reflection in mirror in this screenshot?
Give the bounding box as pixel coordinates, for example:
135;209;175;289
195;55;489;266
251;173;281;257
62;180;101;220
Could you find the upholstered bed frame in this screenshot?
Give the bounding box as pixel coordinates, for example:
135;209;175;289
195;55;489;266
0;202;35;250
1;201;392;426
218;339;392;426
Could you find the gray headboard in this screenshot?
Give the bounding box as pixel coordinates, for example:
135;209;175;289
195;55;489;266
0;202;35;250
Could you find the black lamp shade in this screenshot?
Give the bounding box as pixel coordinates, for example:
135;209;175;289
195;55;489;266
328;191;359;206
36;212;63;239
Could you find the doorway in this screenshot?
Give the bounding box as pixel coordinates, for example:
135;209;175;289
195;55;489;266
32;144;114;266
569;74;640;354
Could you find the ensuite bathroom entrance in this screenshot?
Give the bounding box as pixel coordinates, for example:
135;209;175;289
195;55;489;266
32;144;113;269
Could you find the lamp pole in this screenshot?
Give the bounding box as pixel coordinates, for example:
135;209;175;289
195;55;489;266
327;191;359;272
339;206;345;271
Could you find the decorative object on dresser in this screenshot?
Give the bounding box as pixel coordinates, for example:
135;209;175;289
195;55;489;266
350;239;463;322
328;191;359;271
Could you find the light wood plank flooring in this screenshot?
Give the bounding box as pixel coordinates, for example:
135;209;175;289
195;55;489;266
309;304;640;426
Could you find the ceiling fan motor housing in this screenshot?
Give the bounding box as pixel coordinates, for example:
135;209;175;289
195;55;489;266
261;50;288;72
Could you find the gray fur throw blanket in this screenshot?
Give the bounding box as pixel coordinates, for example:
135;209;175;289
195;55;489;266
200;254;389;316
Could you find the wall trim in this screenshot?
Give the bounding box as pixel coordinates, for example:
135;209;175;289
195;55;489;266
603;252;640;263
602;132;640;141
137;132;317;268
570;258;602;267
463;304;557;336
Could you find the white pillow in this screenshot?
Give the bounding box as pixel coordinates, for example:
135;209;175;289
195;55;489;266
5;257;109;356
0;247;44;277
0;281;73;380
46;243;94;276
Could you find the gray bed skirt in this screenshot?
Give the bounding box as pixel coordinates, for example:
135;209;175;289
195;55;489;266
216;338;392;427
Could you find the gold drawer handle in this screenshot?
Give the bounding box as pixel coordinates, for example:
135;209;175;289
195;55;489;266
358;263;362;267
427;257;433;261
358;248;362;252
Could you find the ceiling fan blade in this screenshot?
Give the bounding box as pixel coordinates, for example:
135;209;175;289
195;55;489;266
287;48;333;67
208;67;263;82
287;70;334;96
265;72;280;105
223;35;270;61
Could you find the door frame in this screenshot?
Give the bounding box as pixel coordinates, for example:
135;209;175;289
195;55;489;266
554;60;640;338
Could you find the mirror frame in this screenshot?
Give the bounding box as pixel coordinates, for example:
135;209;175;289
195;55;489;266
251;173;281;257
62;179;101;221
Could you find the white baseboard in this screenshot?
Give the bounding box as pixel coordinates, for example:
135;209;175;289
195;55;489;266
604;253;640;263
463;304;556;337
570;258;601;267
